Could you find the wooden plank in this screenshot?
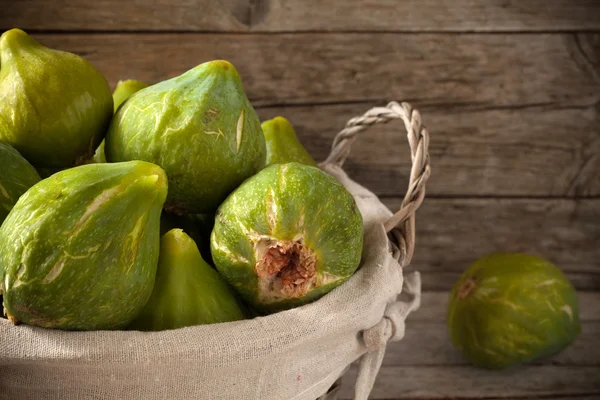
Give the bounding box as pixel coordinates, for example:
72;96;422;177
379;198;600;291
383;321;600;366
255;104;600;197
344;397;600;400
22;34;598;197
411;292;600;323
418;271;600;292
3;1;600;32
25;33;600;109
338;365;600;399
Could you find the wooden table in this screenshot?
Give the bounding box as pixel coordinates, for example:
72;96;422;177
3;1;598;398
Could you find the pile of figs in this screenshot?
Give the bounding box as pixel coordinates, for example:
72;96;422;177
0;29;364;331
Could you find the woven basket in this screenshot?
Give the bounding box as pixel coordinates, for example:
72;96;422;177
0;101;431;400
316;100;431;399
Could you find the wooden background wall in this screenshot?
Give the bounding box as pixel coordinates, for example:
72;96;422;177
2;1;599;399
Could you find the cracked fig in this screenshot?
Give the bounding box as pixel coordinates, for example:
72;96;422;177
210;162;364;314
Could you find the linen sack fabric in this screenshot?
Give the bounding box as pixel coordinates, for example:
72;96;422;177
0;163;421;400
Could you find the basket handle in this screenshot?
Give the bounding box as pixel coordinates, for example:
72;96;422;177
323;101;431;265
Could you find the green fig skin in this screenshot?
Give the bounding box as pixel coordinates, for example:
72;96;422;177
91;142;108;164
91;79;149;164
105;60;266;214
0;141;41;226
261;117;317;167
447;253;581;370
0;161;168;330
210;162;364;314
112;79;149;113
0;29;113;168
128;229;248;331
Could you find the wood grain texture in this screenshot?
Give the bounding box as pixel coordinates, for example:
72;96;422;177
26;33;600;109
3;1;600;32
344;397;600;400
338;365;600;399
256;103;600;197
419;271;600;293
383;321;600;367
409;292;600;323
20;34;600;196
23;34;600;196
377;198;600;291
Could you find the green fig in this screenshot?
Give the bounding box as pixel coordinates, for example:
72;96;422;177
112;79;149;113
0;161;168;330
0;141;41;226
447;253;581;369
211;162;364;314
128;229;248;331
105;60;266;214
261;117;317;167
91;79;149;164
91;142;107;164
0;29;113;168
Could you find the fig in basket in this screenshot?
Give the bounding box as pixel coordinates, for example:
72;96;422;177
210;162;364;314
128;229;248;331
105;59;266;214
160;212;202;243
183;212;216;264
0;161;167;330
0;28;113;169
0;141;41;226
92;79;149;164
447;253;581;369
112;79;149;113
261;116;317;167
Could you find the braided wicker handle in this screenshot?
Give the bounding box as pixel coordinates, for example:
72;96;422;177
323;101;431;266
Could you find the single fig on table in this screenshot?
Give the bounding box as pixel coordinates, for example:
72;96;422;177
447;253;581;370
0;161;168;330
0;29;113;168
261;116;317;167
210;162;364;314
105;60;266;214
128;229;248;331
92;79;149;164
0;141;41;226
